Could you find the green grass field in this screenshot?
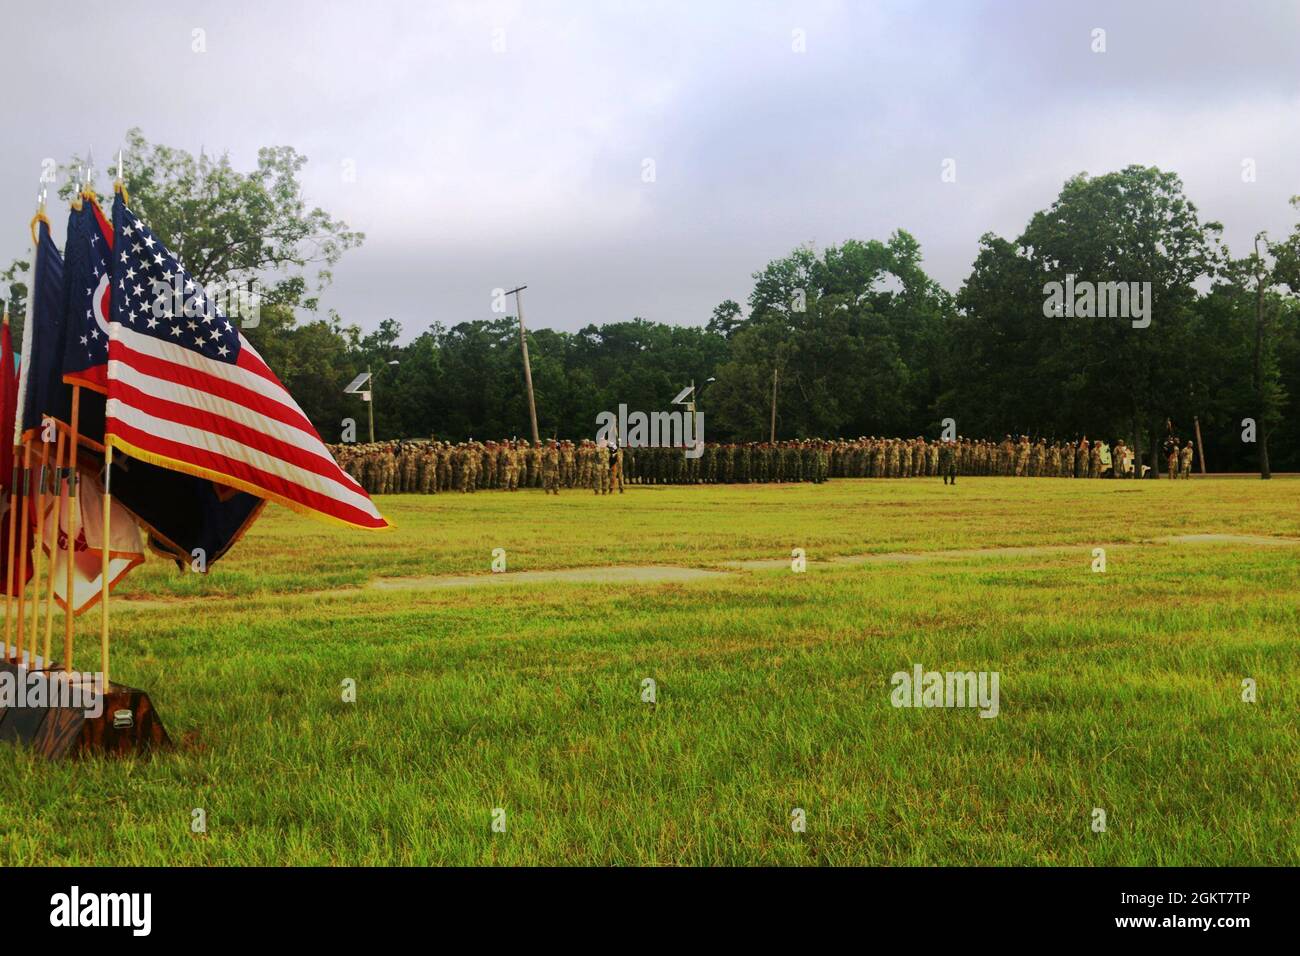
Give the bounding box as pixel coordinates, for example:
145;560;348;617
1;477;1296;865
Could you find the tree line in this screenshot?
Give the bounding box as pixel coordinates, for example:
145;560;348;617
5;135;1297;473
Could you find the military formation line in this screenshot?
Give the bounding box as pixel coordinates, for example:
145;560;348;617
330;435;1196;495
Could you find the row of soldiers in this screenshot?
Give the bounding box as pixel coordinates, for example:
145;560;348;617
658;436;1147;481
332;439;612;495
329;434;1174;495
934;435;1193;479
629;442;831;484
330;438;834;495
923;436;1137;479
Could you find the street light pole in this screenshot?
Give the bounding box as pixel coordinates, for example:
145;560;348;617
359;360;399;444
506;285;540;444
695;376;715;415
366;366;374;443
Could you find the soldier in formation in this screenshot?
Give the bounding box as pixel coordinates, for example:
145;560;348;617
330;432;1153;495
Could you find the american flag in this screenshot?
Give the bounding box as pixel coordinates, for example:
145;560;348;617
103;190;388;531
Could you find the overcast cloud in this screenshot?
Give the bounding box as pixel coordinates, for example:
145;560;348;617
3;0;1299;337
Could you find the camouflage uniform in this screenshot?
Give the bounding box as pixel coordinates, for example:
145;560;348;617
561;441;576;487
542;440;561;495
939;440;957;485
596;442;612;494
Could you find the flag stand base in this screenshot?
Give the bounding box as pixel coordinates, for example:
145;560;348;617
0;650;171;758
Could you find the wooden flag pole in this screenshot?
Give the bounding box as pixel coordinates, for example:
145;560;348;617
98;171;123;687
28;432;50;658
64;385;80;672
15;441;31;665
43;428;65;666
3;452;16;660
100;443;112;687
2;305;10;660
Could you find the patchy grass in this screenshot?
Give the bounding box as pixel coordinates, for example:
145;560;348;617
0;478;1295;865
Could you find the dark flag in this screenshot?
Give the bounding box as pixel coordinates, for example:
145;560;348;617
109;462;265;570
62;193;113;397
7;213;66;601
20;215;67;440
49;195;110;456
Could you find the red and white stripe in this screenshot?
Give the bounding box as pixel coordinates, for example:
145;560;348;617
105;323;387;530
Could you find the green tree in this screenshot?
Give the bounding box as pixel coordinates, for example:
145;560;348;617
953;166;1223;466
709;233;950;440
1245;196;1300;476
60;129;363;310
706;299;743;338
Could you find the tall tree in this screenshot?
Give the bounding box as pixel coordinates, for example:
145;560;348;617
710;233;950;440
955;166;1223;466
1251;196;1300;477
61;129;363;310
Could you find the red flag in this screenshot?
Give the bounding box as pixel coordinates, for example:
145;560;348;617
1;319;14;484
0;320;33;595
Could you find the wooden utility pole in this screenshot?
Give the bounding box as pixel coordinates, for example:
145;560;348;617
769;366;778;443
1252;235;1272;480
507;285;540;444
1193;415;1207;475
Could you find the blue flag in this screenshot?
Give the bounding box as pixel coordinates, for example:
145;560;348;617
20;216;67;440
61;194;113;397
112;461;266;570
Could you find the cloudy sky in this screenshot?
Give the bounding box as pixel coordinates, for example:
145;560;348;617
4;0;1299;337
